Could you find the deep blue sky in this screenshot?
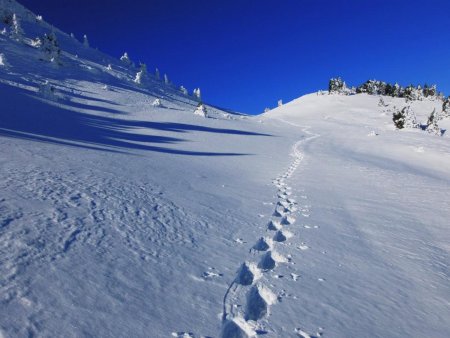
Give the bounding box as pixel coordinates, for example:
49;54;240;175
20;0;450;114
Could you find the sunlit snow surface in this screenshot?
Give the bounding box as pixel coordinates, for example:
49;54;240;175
1;2;450;337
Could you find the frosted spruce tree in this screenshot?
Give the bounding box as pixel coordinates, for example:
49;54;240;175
164;73;169;85
328;77;346;94
442;97;450;118
194;102;207;117
40;31;61;63
152;98;162;107
278;99;283;107
10;13;23;41
155;68;160;80
393;106;418;129
0;53;5;66
134;63;147;85
120;52;132;66
83;34;89;48
193;88;201;100
426;109;441;135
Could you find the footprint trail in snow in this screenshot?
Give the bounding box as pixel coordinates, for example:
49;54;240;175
221;127;320;337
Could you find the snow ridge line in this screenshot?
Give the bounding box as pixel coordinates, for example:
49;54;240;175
220;122;320;337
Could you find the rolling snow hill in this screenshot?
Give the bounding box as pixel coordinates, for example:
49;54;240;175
1;1;450;337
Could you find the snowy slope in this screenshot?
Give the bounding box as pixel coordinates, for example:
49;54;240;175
1;1;450;338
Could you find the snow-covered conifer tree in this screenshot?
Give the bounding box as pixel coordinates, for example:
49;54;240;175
40;31;61;63
442;97;450;118
164;73;169;85
120;52;131;65
106;64;112;71
155;68;160;80
278;99;283;107
0;53;6;66
152;98;162;107
393;106;418;129
426;109;441;135
31;37;42;48
328;77;346;94
193;88;201;100
83;34;89;48
180;86;188;95
134;63;147;84
194;102;207;117
11;13;23;41
392;107;405;129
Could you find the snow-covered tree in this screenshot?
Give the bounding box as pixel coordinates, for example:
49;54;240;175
38;81;58;100
31;37;42;48
426;109;442;135
155;68;160;80
404;85;422;101
180;85;188;95
328;77;346;94
120;52;131;65
356;80;387;95
134;63;147;85
152;98;162;107
11;13;23;41
441;97;450;118
423;84;437;98
164;73;169;85
40;31;61;63
0;53;6;67
193;88;201;100
264;107;270;113
278;99;283;107
194;103;207;117
106;64;112;71
392;106;418;129
36;15;43;21
83;34;89;48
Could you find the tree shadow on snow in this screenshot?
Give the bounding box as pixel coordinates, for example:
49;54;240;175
0;84;270;156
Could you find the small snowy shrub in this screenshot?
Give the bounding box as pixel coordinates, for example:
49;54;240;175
194;103;207;117
152;98;162;107
36;15;43;21
278;99;283;107
38;81;58;100
264;107;270;113
106;64;112;71
30;37;42;48
180;85;188;95
378;97;387;107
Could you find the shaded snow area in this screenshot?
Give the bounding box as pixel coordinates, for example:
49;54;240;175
1;2;450;337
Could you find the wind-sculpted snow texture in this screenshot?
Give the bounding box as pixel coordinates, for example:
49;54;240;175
1;1;450;337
